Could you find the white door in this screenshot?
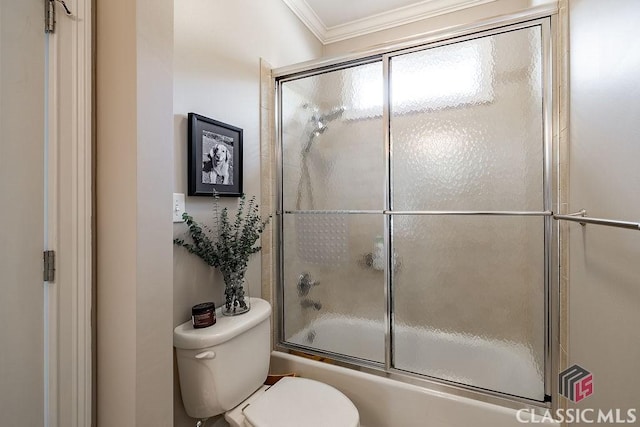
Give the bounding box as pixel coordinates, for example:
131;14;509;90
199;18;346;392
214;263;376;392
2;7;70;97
0;0;47;425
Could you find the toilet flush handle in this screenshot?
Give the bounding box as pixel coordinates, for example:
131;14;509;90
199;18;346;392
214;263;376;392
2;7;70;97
194;351;216;360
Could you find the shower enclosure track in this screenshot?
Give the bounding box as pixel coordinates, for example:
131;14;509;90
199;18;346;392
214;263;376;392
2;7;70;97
282;210;553;216
283;209;640;230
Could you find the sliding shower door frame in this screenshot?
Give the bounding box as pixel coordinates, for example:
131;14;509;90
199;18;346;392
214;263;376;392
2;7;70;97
273;9;559;414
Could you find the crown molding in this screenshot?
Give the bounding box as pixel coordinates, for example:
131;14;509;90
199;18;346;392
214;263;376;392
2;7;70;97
281;0;327;42
325;0;498;44
282;0;498;45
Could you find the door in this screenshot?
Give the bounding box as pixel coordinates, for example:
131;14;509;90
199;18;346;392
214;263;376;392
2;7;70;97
0;0;47;425
389;23;548;401
279;62;387;362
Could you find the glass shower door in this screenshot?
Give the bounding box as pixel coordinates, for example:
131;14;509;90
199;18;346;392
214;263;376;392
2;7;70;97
279;62;386;363
277;19;551;403
389;25;546;400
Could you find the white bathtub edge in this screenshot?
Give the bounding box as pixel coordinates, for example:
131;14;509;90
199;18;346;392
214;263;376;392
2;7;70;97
270;350;559;427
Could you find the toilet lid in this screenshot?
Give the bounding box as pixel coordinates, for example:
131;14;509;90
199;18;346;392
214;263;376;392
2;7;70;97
243;377;359;427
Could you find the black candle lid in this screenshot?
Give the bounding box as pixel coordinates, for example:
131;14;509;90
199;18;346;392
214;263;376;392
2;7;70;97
192;302;215;315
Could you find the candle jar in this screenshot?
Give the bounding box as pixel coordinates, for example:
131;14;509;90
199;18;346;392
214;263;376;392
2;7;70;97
191;302;216;328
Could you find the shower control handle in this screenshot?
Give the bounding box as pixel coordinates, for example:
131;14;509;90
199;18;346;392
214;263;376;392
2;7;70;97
297;272;319;297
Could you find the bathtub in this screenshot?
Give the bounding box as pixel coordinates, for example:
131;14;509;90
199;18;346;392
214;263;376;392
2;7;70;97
274;315;554;427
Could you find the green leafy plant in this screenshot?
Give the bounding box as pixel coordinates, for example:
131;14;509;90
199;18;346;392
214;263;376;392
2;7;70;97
174;194;270;313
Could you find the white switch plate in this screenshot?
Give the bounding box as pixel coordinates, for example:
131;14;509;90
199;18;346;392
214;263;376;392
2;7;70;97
173;193;186;223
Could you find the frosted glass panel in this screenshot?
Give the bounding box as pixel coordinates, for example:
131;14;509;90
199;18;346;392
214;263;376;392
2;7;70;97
392;215;545;400
281;62;384;211
282;213;384;363
391;27;543;211
277;22;550;402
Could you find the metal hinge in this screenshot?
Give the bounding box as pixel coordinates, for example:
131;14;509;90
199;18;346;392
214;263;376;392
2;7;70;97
45;0;55;33
44;250;56;282
45;0;72;33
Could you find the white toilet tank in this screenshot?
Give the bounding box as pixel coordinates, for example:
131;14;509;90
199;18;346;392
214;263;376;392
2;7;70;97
174;298;272;419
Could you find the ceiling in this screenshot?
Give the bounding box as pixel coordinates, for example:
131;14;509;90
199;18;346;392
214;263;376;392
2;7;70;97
281;0;496;44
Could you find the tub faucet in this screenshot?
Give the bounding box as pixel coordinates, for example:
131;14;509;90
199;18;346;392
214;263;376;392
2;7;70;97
297;272;319;297
307;330;316;344
300;299;322;310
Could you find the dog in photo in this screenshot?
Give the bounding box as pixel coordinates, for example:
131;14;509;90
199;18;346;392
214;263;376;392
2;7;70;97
203;143;231;184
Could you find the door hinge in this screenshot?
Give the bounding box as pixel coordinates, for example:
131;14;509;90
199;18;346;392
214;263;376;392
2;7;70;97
44;250;56;282
45;0;55;33
45;0;72;33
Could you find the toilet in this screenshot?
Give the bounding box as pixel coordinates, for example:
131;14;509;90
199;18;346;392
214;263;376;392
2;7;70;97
174;298;360;427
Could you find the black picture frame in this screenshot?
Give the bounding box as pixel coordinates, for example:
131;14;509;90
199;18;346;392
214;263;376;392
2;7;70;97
188;113;243;197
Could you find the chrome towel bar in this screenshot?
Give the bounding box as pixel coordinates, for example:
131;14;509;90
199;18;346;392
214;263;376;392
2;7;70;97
553;210;640;231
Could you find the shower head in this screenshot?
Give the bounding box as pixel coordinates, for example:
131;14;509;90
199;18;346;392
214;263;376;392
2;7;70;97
318;107;345;123
309;106;345;136
301;106;346;154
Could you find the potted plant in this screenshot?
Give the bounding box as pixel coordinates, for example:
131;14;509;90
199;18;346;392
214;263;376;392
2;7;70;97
174;194;269;316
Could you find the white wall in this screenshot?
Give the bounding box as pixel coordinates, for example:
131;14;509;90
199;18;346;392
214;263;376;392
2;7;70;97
96;0;174;425
172;1;322;425
567;0;640;421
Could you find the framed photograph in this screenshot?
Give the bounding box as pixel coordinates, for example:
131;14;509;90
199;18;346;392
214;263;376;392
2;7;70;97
188;113;243;197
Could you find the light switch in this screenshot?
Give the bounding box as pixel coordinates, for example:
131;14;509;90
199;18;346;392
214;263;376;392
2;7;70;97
173;193;186;223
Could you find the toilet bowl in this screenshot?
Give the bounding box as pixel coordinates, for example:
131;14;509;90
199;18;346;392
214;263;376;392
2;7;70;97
174;298;360;427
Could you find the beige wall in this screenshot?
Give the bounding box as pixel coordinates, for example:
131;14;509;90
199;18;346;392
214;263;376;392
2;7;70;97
96;0;174;425
567;0;640;421
172;1;322;425
0;1;45;425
